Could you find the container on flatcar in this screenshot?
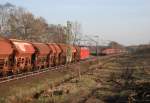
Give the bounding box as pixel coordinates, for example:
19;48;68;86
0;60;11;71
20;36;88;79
80;47;90;60
47;44;57;66
0;37;13;75
10;39;35;73
51;43;62;65
32;43;50;70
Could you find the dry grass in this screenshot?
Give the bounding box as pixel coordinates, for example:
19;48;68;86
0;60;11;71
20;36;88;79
0;54;149;103
0;59;99;103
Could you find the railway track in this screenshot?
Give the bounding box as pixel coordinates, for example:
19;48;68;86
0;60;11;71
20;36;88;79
0;56;98;84
0;55;121;85
0;65;64;84
0;54;131;103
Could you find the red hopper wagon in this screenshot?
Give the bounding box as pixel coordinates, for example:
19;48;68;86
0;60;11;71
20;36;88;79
10;39;35;73
32;43;50;70
0;37;13;75
47;43;57;66
51;43;62;65
80;47;90;60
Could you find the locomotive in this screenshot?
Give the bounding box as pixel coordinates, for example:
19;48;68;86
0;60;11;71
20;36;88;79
0;37;90;76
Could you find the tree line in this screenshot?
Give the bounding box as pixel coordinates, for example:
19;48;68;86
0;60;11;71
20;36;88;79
0;3;82;44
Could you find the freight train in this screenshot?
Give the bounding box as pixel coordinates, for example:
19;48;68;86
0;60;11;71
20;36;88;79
0;37;90;76
101;48;127;55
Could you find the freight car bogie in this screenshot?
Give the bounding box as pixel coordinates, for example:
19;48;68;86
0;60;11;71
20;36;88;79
0;57;14;76
14;56;33;73
34;56;49;70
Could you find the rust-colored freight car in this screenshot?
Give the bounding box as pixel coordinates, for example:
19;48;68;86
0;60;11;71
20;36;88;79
51;43;62;65
80;47;90;60
10;39;35;73
0;37;13;76
0;36;88;77
58;44;76;63
47;44;57;66
32;43;50;70
58;44;67;64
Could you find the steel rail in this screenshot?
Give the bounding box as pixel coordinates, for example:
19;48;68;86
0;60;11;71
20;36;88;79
0;55;121;84
0;57;96;84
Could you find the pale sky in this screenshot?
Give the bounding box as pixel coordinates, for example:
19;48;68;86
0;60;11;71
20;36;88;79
1;0;150;45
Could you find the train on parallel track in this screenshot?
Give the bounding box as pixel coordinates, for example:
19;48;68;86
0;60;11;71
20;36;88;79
0;37;90;76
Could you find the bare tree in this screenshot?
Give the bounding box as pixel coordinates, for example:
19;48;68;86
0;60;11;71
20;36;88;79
0;3;15;35
7;8;49;42
48;24;68;43
0;3;82;44
71;21;82;45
